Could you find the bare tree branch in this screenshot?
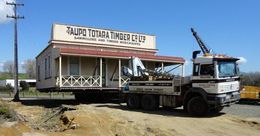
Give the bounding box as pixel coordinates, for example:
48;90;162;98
22;59;36;78
2;61;14;75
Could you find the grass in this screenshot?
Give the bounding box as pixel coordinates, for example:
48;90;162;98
1;87;72;95
0;106;12;119
0;72;30;80
0;100;16;121
0;88;74;99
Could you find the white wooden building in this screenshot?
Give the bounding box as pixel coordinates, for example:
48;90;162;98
36;24;185;92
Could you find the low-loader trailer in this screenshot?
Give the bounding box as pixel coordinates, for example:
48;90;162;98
122;28;240;116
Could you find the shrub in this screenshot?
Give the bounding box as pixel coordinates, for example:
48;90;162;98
20;81;29;91
0;104;15;120
241;72;260;87
0;84;13;92
6;83;13;90
0;106;11;118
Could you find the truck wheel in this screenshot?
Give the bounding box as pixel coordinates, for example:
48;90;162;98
141;95;159;110
187;96;208;116
127;94;140;109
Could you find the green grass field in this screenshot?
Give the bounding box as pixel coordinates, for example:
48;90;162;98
0;73;29;80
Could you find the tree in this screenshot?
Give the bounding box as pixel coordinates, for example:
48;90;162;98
20;81;29;91
22;59;36;78
240;72;260;87
2;61;14;75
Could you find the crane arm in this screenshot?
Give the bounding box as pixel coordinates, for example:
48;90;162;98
122;57;149;77
121;56;175;80
191;28;211;55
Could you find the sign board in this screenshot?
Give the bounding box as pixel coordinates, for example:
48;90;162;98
52;24;156;49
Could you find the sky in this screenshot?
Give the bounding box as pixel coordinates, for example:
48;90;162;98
0;0;259;74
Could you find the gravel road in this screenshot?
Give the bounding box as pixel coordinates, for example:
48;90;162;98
2;97;259;118
223;103;260;118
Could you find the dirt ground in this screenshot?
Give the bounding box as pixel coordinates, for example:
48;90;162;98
0;99;260;136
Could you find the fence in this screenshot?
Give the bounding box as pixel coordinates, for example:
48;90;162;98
56;75;101;87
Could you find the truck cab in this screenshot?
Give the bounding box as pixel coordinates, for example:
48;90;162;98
183;54;240;115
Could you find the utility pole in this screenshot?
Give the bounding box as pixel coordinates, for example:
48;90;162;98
6;1;24;102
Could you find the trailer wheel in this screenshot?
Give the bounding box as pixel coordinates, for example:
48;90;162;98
141;95;159;110
127;94;140;109
187;96;208;116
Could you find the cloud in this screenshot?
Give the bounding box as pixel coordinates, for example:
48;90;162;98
0;62;4;71
184;60;190;66
237;57;247;65
0;0;15;24
20;61;25;65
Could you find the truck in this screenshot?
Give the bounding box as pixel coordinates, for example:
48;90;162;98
122;28;240;116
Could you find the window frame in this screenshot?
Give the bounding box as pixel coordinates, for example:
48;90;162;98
44;55;52;79
45;58;47;79
69;56;80;75
48;56;51;77
193;64;200;76
199;64;215;77
38;65;41;81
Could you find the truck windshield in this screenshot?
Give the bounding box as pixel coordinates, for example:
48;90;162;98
218;61;237;78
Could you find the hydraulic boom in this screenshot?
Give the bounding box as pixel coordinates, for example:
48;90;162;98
191;28;211;55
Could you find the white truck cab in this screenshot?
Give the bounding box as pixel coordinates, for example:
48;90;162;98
190;54;240;109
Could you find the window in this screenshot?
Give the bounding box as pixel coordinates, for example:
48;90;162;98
38;65;40;81
48;56;51;77
200;64;214;76
218;61;237;78
45;58;47;78
193;64;199;76
44;55;52;79
69;57;80;75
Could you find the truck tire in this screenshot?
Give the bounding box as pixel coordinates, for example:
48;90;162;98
141;95;159;110
187;96;208;116
127;94;140;109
